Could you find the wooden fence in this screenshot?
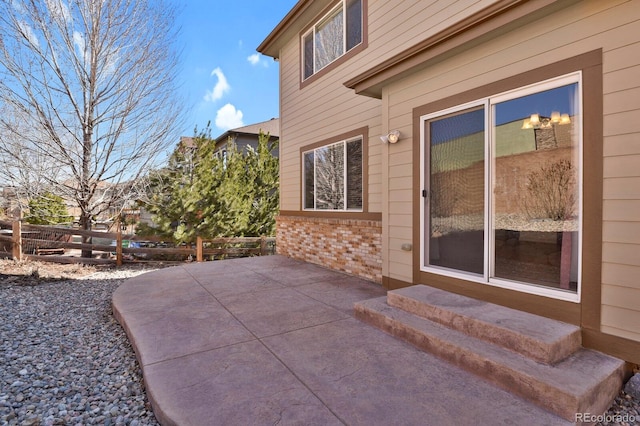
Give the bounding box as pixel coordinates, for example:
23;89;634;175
0;220;275;266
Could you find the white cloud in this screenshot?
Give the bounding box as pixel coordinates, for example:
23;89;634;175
73;31;84;51
215;104;244;130
11;1;26;15
247;53;269;67
45;0;72;23
73;31;88;64
18;21;39;48
247;53;260;65
204;67;230;102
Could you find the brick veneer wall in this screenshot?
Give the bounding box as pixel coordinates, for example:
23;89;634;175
276;215;382;284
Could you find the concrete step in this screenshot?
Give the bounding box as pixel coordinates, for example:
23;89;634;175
354;296;625;422
387;285;581;364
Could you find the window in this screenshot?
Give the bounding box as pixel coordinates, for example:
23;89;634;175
421;73;581;300
302;0;363;80
303;137;363;210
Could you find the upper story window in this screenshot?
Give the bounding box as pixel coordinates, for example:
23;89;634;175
302;0;363;81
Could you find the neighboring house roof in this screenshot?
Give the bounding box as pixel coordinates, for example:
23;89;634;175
179;136;196;150
179;118;280;150
214;118;279;143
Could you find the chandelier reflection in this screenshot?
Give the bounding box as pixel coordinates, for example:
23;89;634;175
521;112;571;129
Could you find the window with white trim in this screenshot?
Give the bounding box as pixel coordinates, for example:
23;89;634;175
421;73;582;301
302;0;363;81
303;137;363;210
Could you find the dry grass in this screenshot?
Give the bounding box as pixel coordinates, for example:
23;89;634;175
0;258;99;285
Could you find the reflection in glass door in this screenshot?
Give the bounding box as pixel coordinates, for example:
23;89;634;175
422;74;581;297
426;106;485;275
492;83;580;291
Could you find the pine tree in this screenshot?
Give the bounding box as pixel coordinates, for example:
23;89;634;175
139;128;279;242
247;134;279;236
24;192;73;225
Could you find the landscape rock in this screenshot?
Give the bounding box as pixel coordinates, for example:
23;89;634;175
625;373;640;400
0;259;637;425
0;261;161;425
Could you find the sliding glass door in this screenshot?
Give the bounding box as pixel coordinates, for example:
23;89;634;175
421;73;581;299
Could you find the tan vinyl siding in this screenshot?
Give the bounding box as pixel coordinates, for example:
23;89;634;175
279;30;381;211
603;59;640;341
603;64;640;93
603;285;640;312
602;263;640;289
603;200;640;222
275;0;639;338
601;250;640;344
601;305;640;342
368;0;495;66
379;0;639;338
278;0;503;213
604;87;640;115
603;242;640;267
604;177;640;199
604;155;640;178
604;133;640;158
604;222;640;245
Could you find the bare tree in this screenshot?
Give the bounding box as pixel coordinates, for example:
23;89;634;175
0;0;184;256
314;8;343;71
315;144;345;210
0;105;65;214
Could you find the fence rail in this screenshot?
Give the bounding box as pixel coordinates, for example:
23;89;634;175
0;220;275;266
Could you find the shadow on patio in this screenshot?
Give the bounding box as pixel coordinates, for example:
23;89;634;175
112;255;570;425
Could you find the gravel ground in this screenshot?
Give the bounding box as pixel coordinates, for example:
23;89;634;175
0;260;638;426
1;262;161;426
599;390;640;426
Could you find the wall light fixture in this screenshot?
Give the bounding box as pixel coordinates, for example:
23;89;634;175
380;130;401;144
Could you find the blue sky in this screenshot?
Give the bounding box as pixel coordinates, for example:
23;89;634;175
175;1;298;138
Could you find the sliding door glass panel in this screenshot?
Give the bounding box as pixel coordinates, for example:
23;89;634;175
492;83;579;291
427;107;485;275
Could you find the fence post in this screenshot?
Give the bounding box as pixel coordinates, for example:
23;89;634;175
196;236;203;262
12;221;22;261
116;227;123;267
260;235;267;256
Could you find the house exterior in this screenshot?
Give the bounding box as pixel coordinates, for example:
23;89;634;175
140;119;281;230
0;187;23;219
177;119;279;164
213;118;280;158
258;0;640;365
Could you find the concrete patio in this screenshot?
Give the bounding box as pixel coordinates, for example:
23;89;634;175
112;255;571;425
